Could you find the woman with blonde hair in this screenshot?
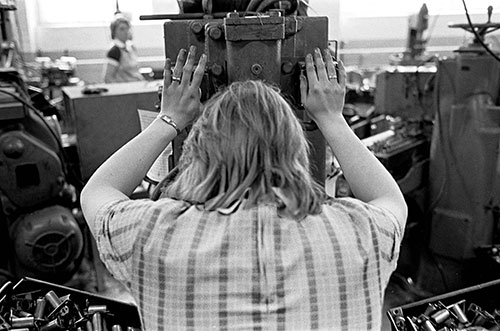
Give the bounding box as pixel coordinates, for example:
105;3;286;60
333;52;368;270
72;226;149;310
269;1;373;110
82;46;407;330
156;78;324;218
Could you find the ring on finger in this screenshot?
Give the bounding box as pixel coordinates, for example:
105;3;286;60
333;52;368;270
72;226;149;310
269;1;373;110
328;74;336;80
172;76;181;83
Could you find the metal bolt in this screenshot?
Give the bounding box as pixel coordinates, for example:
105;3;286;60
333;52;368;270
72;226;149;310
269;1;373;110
251;63;263;75
281;61;294;74
2;137;24;158
208;26;222;40
210;63;224;76
190;21;203;34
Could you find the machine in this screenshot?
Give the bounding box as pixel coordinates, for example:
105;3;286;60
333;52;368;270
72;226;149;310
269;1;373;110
371;4;500;295
419;6;500;293
0;4;84;286
141;0;332;184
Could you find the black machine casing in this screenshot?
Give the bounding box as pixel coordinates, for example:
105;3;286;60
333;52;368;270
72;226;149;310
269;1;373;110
0;69;83;283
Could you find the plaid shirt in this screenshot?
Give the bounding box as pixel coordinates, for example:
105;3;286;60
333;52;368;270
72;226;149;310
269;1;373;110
93;197;404;330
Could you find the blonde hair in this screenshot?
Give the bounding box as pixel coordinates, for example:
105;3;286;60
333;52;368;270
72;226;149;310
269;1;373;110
160;80;326;218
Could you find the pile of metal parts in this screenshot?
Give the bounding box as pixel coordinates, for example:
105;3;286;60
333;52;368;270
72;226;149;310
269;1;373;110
389;299;500;331
0;278;141;331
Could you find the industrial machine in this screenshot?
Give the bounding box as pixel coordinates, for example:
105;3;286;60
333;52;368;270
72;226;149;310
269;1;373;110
0;68;84;284
419;6;500;293
370;4;500;296
0;4;84;286
141;0;331;184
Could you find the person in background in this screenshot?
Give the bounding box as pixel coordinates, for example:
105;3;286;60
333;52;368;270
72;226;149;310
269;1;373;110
103;15;145;83
82;46;407;330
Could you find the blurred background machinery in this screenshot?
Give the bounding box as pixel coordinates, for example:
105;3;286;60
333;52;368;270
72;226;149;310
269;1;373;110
365;4;500;297
419;5;500;294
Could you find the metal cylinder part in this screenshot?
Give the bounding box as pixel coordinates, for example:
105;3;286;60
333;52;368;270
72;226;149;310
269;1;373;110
34;298;47;320
92;312;103;331
10;316;34;328
450;303;468;324
430;309;450;324
45;291;62;309
39;318;62;331
421;319;437;331
87;305;107;314
112;325;123;331
15;311;31;318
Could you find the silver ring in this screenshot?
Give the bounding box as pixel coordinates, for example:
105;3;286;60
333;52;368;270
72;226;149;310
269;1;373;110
172;76;181;83
328;74;336;80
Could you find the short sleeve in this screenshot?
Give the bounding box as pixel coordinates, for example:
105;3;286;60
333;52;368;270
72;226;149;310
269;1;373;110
106;45;121;63
92;198;159;282
331;197;405;267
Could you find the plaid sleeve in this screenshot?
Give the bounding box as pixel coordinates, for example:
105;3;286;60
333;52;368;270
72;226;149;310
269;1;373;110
92;198;159;282
333;197;405;266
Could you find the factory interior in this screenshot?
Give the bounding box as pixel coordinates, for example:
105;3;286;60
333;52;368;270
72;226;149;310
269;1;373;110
2;0;500;330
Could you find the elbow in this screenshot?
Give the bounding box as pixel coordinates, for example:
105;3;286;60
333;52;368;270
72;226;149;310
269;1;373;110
80;183;95;223
395;191;409;226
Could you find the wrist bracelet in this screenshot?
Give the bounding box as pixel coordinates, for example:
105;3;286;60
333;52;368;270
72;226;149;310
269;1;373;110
158;114;182;135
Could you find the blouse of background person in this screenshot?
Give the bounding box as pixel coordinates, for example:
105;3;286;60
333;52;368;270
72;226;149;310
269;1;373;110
81;46;407;330
102;15;145;83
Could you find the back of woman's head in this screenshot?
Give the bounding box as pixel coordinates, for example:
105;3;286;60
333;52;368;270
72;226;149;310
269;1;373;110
162;80;325;218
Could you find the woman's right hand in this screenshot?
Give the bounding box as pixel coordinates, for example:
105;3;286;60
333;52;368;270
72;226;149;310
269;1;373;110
299;48;346;122
161;45;207;130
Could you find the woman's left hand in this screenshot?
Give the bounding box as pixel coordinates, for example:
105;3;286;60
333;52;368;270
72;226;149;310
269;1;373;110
161;45;207;130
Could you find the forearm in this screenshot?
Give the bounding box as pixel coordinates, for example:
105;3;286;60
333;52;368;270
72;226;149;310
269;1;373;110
103;63;118;83
318;114;406;214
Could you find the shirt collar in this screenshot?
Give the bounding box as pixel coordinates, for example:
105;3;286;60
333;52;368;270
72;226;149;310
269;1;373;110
113;39;133;51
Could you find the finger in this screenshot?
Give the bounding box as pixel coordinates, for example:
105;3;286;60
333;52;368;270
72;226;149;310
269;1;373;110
190;53;207;90
299;74;307;107
172;48;187;84
163;58;172;86
323;48;337;82
305;53;318;86
314;48;328;81
337;59;347;87
181;45;196;88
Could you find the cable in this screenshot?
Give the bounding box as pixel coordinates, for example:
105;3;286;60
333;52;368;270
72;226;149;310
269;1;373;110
461;0;500;63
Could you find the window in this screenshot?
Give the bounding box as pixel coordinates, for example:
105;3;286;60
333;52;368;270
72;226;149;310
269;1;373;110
36;0;179;26
340;0;496;18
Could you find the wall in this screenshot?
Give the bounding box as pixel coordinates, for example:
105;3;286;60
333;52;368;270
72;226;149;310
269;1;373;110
339;12;500;68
